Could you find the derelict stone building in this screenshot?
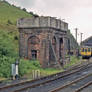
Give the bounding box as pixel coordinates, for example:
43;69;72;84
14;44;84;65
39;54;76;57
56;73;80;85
17;16;68;68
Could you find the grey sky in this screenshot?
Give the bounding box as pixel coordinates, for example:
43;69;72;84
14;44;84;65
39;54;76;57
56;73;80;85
6;0;92;43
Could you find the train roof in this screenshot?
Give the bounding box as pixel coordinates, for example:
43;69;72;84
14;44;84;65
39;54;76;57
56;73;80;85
81;45;92;48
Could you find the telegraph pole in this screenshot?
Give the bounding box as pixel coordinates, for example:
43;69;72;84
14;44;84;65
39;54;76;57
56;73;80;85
75;28;78;42
80;33;83;46
74;28;78;56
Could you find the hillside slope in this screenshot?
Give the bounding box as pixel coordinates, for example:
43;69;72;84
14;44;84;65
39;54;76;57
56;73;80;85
0;1;33;57
0;1;32;24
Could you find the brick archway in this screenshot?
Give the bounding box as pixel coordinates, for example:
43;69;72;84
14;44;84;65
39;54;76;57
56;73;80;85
28;36;40;60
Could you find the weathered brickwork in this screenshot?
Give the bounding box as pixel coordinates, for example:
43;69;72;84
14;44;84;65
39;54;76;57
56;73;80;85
17;16;68;68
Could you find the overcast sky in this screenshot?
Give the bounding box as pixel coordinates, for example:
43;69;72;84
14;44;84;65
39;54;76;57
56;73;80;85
6;0;92;43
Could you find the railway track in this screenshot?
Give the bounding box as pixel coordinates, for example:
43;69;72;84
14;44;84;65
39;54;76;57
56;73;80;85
50;73;92;92
75;81;92;92
0;62;92;92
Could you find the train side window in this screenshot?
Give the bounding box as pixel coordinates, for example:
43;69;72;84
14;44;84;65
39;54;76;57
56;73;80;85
91;48;92;52
88;48;90;52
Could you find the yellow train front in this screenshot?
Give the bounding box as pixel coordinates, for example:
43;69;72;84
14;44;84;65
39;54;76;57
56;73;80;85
80;46;92;59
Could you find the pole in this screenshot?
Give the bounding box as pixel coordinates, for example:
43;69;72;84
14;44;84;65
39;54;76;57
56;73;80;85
74;28;78;56
80;33;83;46
75;28;78;42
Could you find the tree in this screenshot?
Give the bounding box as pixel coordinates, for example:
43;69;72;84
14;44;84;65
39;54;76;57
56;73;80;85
22;8;27;12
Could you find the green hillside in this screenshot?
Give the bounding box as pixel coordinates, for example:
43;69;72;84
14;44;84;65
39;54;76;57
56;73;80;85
0;1;33;57
0;1;32;24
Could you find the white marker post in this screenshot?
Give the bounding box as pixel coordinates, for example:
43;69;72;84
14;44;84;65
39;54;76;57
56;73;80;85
15;60;19;79
11;59;19;80
11;64;16;80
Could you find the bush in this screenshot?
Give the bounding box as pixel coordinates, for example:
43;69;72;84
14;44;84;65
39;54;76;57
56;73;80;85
22;8;27;12
19;60;40;76
29;11;34;15
14;36;18;40
0;30;18;57
0;55;15;77
7;20;13;25
0;55;41;78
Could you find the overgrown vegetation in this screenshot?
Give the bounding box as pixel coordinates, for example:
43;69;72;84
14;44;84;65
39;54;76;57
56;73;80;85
0;55;15;77
19;59;62;79
64;56;81;68
19;60;41;76
0;56;62;78
0;0;32;78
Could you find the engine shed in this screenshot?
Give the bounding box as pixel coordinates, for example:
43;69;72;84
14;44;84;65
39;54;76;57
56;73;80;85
17;16;68;68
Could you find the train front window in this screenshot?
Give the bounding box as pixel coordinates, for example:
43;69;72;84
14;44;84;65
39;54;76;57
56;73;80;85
85;49;87;52
82;48;84;52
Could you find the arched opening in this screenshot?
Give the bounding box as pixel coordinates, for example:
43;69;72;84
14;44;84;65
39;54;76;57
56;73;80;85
59;38;63;58
28;36;40;60
52;37;56;53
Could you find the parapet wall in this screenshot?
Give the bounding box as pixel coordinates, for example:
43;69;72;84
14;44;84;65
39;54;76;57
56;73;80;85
17;16;68;31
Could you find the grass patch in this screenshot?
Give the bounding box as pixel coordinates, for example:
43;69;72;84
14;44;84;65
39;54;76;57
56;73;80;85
0;1;32;24
40;68;63;76
0;1;33;58
64;55;81;68
0;77;6;81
